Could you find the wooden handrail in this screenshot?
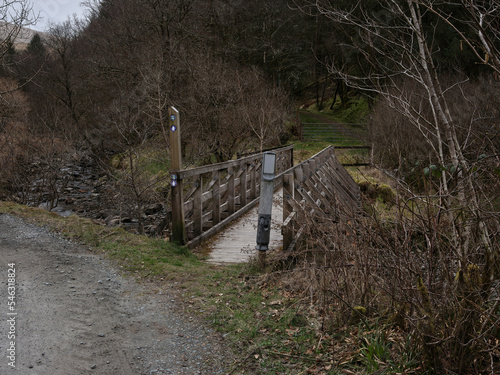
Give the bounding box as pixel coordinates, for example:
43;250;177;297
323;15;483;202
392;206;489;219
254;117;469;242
174;145;294;247
169;143;361;251
282;146;361;251
178;145;294;179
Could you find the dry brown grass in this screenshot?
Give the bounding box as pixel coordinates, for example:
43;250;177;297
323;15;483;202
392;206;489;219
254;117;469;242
264;173;500;374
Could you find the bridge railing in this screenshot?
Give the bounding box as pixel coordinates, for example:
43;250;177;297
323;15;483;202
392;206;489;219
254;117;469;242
176;145;294;247
281;146;361;251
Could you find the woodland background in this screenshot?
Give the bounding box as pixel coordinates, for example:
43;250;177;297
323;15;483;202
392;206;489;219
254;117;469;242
1;1;500;373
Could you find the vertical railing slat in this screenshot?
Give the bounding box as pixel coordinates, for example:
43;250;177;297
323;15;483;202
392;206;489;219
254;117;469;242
283;173;294;251
250;162;256;200
240;163;247;207
193;176;202;237
227;166;235;215
212;171;220;226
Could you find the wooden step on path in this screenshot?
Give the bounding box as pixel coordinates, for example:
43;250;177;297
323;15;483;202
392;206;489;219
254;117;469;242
205;189;283;264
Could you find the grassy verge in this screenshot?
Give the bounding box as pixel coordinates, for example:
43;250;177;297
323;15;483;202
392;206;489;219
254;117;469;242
185;263;421;374
292;141;333;163
290;140;370;166
0;181;416;374
0;201;203;280
299;111;367;147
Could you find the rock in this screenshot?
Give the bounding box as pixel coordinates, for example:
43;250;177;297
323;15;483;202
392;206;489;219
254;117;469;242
107;218;121;227
95;211;107;219
145;203;163;215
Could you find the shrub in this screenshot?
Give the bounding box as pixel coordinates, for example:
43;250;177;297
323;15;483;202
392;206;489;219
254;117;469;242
271;183;499;373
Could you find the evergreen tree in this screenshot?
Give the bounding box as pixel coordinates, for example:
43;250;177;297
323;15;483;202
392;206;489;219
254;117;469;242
27;33;46;57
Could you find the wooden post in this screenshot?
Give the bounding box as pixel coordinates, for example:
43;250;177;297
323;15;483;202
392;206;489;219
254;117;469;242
283;173;294;251
193;176;202;237
294;166;303;185
250;162;256;200
240;163;248;207
302;162;310;181
228;166;235;215
309;159;317;176
212;171;220;226
169;106;186;244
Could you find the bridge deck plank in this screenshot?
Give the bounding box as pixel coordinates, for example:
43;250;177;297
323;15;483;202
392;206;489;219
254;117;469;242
205;189;283;264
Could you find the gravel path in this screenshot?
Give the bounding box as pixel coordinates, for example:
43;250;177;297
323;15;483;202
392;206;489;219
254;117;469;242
0;214;231;374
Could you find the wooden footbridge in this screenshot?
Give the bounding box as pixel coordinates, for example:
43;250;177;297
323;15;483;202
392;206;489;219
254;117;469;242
167;108;361;263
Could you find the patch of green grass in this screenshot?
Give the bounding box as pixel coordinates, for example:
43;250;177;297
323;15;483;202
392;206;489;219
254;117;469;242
335;148;370;164
199;273;323;373
329;325;424;375
331;96;370;124
197;266;423;374
299;110;327;124
290;140;370;166
0;201;202;279
304;95;371;125
291;140;332;163
143;160;170;176
301;96;370;124
110;144;171;191
360;330;391;371
298;98;369;149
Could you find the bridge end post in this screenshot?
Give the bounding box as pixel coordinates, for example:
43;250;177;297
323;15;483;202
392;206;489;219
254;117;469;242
169;106;186;245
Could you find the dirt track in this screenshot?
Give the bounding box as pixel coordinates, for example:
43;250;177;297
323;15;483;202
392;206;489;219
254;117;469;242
0;214;230;374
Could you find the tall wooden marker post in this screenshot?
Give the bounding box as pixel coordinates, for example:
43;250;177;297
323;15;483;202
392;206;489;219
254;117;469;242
169;107;186;244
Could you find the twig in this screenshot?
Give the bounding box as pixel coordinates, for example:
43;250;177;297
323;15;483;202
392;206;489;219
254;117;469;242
225;351;254;375
327;289;371;330
267;351;320;363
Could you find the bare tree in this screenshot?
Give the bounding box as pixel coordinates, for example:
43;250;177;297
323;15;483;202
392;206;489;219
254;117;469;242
419;0;500;74
294;0;500;372
305;0;498;266
98;88;168;235
0;0;36;61
235;68;290;152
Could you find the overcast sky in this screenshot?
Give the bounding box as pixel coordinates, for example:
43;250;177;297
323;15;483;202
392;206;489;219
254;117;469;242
30;0;89;32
